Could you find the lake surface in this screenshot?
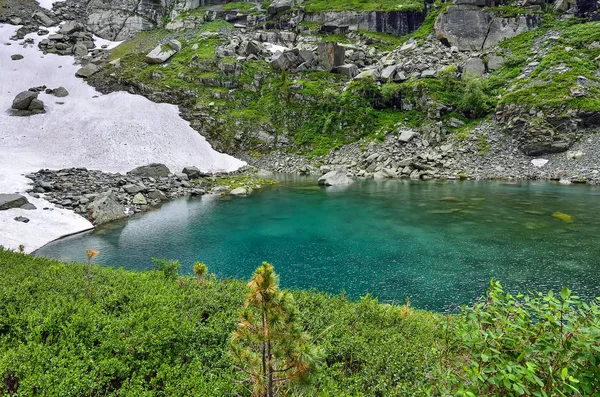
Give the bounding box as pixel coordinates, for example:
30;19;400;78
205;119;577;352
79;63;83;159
36;177;600;311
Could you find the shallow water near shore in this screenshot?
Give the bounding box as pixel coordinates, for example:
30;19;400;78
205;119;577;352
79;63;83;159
36;177;600;311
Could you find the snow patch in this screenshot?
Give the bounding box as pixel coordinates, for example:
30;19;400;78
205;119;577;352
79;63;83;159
531;159;549;168
0;24;245;253
37;0;59;10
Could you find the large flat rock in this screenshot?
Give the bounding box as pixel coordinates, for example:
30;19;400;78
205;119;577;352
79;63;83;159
0;194;29;210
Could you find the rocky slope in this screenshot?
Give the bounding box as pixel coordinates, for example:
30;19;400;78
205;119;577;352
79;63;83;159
4;0;600;185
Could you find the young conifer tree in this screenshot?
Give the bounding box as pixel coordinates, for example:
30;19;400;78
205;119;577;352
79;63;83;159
230;262;321;397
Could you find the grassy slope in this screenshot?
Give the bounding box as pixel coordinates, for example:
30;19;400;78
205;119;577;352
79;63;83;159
104;4;600;156
0;249;441;396
302;0;425;13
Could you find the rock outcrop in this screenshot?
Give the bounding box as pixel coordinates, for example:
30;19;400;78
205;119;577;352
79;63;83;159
434;3;542;50
303;10;427;36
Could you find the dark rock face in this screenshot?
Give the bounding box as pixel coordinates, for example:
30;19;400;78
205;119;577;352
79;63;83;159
129;163;171;179
317;42;345;71
576;0;597;16
304;10;426;36
0;194;29;210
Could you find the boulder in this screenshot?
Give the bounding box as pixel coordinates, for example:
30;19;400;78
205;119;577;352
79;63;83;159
486;54;504;71
33;11;54;27
271;51;299;71
399;129;417;143
317;42;345;71
145;40;181;64
147;189;167;201
28;99;45;111
123;184;146;194
14;216;30;223
52;87;69;97
230;187;252;196
59;20;84;35
132;193;147;205
463;57;485;77
381;65;397;80
335;64;359;78
318;169;352;186
182;166;203;179
75;63;99;78
129;163;170;178
73;43;89;57
12;91;38;110
11;54;23;61
268;0;295;15
0;194;29;210
86;192;126;225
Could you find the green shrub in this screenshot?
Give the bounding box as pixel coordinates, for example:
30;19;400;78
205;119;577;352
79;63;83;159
435;280;600;396
457;77;494;119
152;258;182;280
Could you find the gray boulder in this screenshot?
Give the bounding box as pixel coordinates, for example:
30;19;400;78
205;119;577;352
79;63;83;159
129;163;170;178
11;54;23;61
147;189;167;201
145;40;181;64
86;192;126;225
33;11;54;27
0;194;29;210
317;42;345;71
381;65;397;80
52;87;70;97
463;57;485;77
399;129;417;143
182;166;204;179
73;43;89;57
271;51;299;71
28;99;45;111
318;169;352;186
59;21;84;35
75;63;99;78
268;0;295;15
123;184;146;194
12;91;38;110
486;54;504;71
335;64;359;78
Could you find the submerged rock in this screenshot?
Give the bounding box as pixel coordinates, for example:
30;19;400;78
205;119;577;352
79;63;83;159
318;169;352;186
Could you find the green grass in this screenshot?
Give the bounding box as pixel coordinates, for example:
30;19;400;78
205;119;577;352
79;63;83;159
109;30;170;62
497;20;600;111
0;249;442;396
303;0;425;13
222;1;258;12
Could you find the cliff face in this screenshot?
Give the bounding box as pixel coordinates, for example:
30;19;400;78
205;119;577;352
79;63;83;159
85;0;233;40
303;10;427;36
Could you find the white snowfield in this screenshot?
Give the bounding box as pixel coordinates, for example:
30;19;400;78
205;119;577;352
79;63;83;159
0;24;245;253
37;0;60;10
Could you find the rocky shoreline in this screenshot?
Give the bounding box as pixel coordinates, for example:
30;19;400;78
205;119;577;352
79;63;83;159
23;164;273;227
248;121;600;185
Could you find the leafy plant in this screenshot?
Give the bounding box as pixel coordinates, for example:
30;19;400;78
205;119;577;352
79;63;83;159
230;262;322;397
193;261;208;284
85;249;99;297
435;280;600;396
152;257;181;280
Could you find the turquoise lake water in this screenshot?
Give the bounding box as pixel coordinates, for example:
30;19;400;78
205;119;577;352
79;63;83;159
36;177;600;311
